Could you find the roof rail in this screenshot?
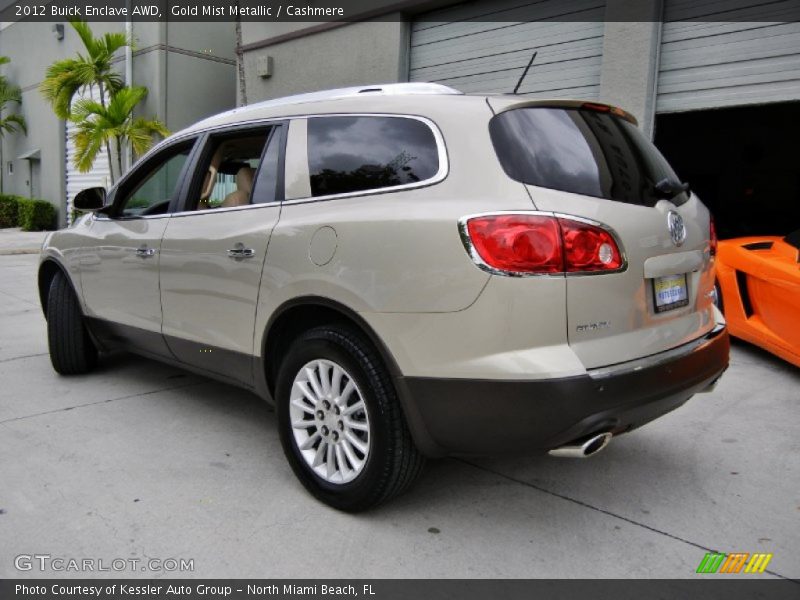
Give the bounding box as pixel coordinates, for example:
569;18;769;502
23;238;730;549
209;83;463;121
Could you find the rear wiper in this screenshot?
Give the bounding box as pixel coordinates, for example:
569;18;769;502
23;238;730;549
654;178;690;200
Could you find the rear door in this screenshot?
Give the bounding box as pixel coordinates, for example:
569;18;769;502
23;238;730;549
158;123;285;385
488;102;717;368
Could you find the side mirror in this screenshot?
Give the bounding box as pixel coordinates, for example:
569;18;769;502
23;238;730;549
73;187;106;211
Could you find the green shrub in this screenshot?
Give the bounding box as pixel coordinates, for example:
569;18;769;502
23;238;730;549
17;197;56;231
0;194;19;228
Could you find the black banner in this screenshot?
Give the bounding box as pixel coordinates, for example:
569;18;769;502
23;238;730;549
2;579;800;600
1;0;799;23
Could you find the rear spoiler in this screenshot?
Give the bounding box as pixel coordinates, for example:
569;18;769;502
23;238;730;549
487;97;638;126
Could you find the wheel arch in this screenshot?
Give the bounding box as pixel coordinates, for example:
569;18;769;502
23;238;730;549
259;296;441;456
38;258;76;320
261;296;402;396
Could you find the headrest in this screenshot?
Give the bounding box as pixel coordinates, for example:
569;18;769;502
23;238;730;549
237;166;255;194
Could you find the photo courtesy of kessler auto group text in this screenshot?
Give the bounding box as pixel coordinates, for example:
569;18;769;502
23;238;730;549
0;0;797;598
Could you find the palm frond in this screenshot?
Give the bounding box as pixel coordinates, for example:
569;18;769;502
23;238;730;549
72;127;106;173
0;80;22;105
70;20;99;57
40;59;98;118
70;97;106;121
127;117;169;156
102;32;130;57
109;86;148;121
101;72;125;98
0;113;27;135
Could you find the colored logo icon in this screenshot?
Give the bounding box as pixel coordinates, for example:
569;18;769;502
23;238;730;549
696;552;773;574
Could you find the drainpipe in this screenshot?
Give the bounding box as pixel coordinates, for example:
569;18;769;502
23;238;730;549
125;6;133;172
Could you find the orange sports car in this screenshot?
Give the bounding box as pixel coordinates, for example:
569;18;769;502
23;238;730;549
714;229;800;367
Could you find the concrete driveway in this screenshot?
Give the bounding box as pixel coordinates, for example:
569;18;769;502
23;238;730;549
1;252;798;579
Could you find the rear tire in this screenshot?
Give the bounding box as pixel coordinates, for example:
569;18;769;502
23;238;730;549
47;271;98;375
276;324;424;512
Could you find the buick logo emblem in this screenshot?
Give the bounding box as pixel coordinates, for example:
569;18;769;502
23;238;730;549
667;211;686;247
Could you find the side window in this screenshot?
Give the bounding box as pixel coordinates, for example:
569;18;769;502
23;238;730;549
194;130;270;210
307;116;440;197
117;142;193;217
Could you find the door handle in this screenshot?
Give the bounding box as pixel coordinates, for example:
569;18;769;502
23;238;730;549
227;243;255;259
135;245;156;258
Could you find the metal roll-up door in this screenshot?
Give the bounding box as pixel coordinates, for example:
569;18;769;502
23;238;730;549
657;0;800;113
410;0;606;99
65;88;111;225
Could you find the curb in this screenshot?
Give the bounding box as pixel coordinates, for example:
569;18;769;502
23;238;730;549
0;249;40;256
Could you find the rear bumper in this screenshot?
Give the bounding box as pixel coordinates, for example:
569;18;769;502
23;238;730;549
397;325;729;457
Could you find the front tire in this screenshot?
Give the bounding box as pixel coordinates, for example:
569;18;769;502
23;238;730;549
276;325;424;512
46;271;98;375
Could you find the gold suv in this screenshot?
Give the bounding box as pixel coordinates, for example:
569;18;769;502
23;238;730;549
39;84;729;511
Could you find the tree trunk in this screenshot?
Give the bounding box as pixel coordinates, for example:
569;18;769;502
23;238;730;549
98;81;116;184
115;135;123;181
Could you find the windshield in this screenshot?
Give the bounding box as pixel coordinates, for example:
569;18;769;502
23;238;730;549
489;107;689;206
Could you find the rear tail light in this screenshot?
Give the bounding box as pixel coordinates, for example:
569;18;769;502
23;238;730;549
560;219;623;272
709;215;718;257
461;213;625;276
465;215;563;274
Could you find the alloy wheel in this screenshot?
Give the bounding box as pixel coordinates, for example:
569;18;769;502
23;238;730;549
289;359;371;484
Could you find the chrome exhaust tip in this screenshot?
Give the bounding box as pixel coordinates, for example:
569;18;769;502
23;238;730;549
548;432;612;458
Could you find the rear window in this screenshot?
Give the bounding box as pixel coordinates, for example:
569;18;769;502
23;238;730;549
489;107;688;206
307;116;440;197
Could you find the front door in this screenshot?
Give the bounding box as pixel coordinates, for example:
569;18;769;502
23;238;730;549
78;139;197;358
158;124;285;384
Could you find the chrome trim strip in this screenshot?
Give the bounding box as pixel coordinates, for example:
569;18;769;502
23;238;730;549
457;211;560;278
587;323;726;380
170;202;280;218
93;213;170;221
457;210;628;278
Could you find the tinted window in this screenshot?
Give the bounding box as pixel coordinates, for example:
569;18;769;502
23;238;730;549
307;116;439;197
490;108;688;206
118;143;193;217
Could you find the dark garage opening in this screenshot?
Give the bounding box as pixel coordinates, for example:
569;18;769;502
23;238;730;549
655;102;800;240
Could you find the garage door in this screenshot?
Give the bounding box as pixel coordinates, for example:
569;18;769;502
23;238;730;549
657;0;800;113
409;0;605;99
65;88;111;225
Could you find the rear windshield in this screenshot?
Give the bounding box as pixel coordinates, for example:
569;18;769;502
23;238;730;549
489;107;688;206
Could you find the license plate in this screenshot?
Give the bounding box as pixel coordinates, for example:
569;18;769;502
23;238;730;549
653;274;689;313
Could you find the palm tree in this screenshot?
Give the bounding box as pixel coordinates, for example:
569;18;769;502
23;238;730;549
70;86;168;180
40;20;128;180
0;56;27;193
